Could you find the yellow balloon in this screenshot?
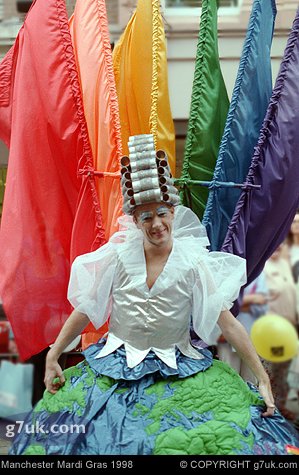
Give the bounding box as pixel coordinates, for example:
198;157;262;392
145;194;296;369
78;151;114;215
250;313;298;362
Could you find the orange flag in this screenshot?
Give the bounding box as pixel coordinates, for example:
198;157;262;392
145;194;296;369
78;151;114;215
69;0;123;242
69;0;123;348
113;0;176;175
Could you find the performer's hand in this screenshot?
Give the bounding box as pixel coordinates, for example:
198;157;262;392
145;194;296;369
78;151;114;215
44;354;65;394
258;379;276;417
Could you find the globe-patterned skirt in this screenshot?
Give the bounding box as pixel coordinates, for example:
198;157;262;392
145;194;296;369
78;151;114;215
9;342;299;455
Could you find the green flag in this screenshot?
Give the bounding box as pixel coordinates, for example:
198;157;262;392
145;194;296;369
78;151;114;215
179;0;229;219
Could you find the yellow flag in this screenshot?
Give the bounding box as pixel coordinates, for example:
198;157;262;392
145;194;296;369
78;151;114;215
113;0;176;175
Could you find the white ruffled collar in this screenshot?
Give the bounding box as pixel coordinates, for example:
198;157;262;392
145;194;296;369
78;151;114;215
114;205;209;243
113;206;210;297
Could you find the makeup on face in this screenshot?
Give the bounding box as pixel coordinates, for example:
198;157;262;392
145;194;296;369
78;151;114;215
138;206;172;224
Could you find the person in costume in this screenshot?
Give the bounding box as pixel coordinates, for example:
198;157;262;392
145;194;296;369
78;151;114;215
10;135;299;455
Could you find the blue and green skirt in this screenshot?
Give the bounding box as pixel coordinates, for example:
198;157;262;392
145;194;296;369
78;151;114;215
9;342;299;455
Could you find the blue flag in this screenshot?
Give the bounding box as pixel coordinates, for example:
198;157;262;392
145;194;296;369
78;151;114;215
222;8;299;289
203;0;276;250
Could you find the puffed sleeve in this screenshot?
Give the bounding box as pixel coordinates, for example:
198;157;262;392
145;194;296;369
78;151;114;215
67;242;117;329
192;252;247;345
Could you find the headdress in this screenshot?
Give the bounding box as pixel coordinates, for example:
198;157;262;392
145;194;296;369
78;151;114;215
121;134;180;215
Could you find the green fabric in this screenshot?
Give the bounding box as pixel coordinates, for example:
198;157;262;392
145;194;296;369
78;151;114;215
33;362;114;416
154;420;254;455
24;445;46;455
33;365;87;416
144;360;261;455
179;0;229;219
22;360;264;456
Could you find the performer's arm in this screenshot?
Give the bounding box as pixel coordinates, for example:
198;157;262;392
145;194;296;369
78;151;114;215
45;310;89;394
218;309;275;417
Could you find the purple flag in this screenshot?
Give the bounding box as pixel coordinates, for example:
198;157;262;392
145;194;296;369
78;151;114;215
222;8;299;287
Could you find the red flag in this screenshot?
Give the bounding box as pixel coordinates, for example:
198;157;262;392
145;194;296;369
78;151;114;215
0;0;99;360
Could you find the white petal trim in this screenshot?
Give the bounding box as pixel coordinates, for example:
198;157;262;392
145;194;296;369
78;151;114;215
125;343;151;368
151;346;178;369
94;333;124;358
94;333;205;370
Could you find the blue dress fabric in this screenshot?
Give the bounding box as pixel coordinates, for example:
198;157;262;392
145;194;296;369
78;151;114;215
9;342;299;456
84;340;213;380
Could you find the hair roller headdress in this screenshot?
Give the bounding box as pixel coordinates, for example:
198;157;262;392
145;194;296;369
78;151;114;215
121;134;180;215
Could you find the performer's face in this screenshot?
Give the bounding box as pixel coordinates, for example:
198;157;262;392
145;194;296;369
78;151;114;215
134;202;174;247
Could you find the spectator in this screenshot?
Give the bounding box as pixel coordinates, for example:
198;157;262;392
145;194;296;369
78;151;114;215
264;243;298;420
